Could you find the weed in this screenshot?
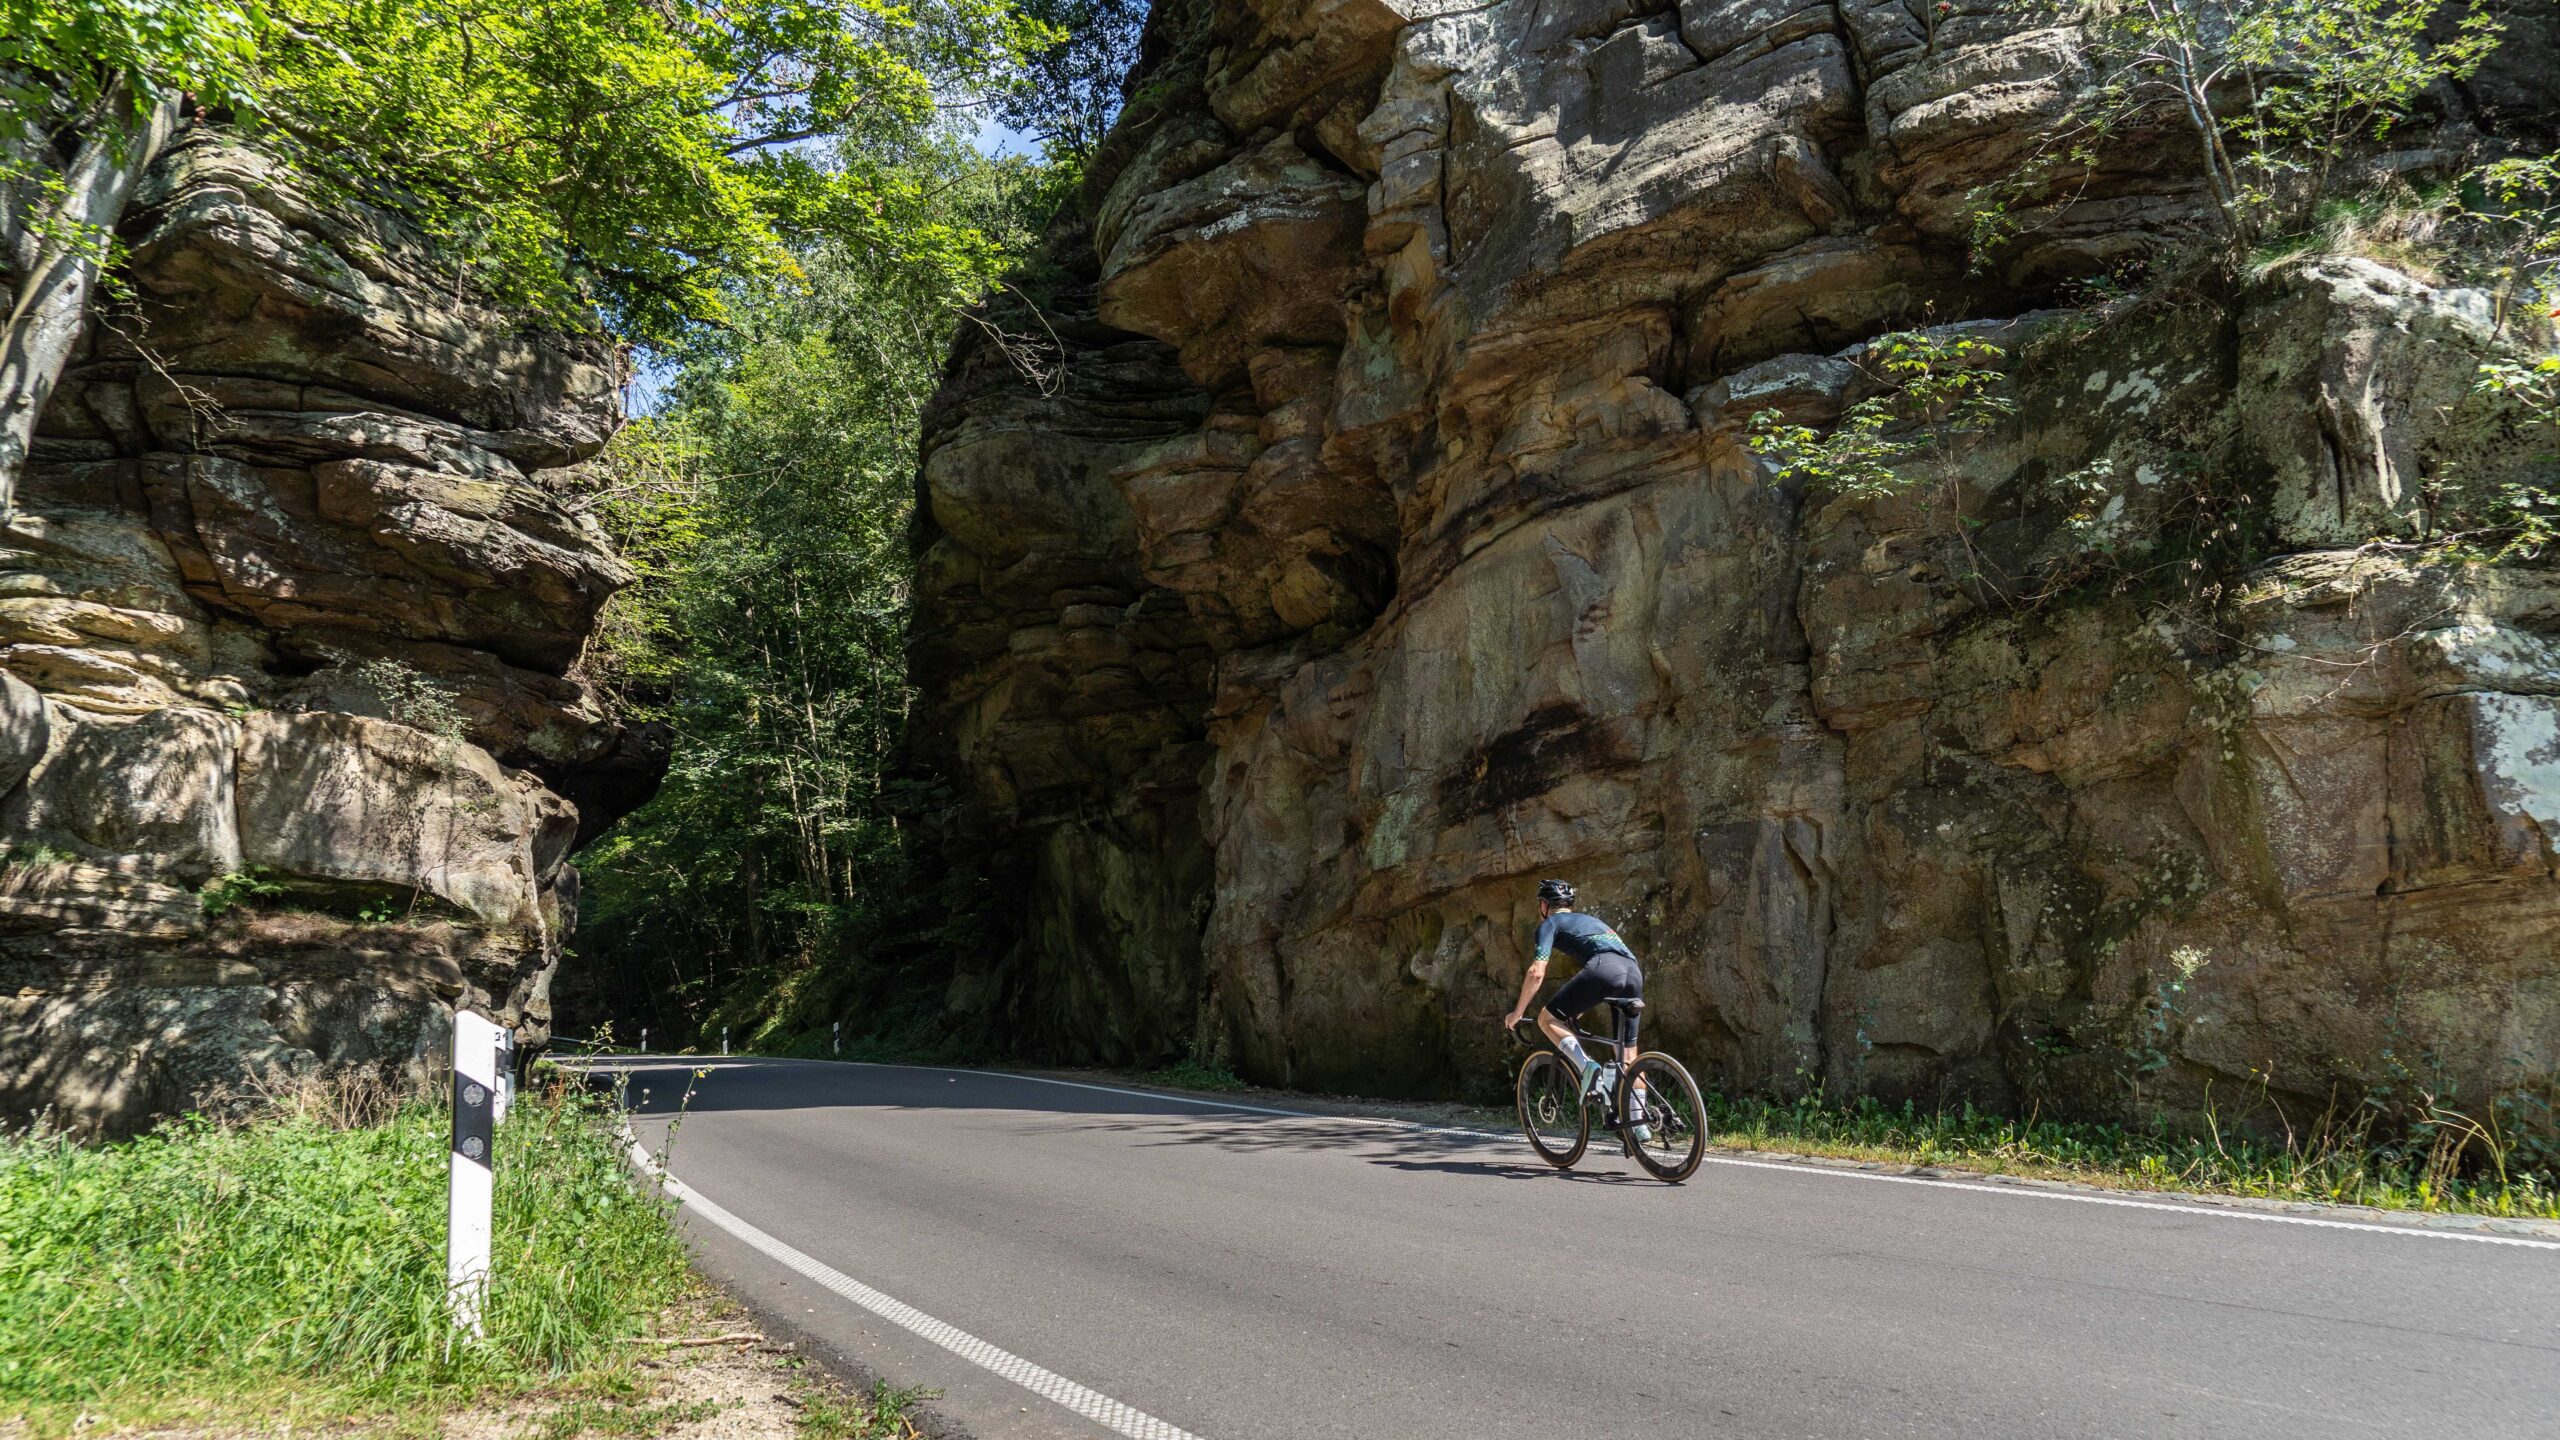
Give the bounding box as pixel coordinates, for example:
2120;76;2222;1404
1150;1029;1246;1092
333;652;471;741
1700;1084;2558;1220
1149;1058;1247;1093
199;865;286;917
2129;945;2212;1111
797;1380;931;1440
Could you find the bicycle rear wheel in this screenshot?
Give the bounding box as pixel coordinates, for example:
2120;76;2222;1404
1621;1054;1707;1183
1516;1051;1589;1169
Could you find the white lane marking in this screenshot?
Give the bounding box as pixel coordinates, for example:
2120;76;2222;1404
824;1061;2560;1252
628;1140;1207;1440
1684;1153;2560;1249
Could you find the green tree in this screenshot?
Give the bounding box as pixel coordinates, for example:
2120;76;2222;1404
993;0;1147;160
1748;327;2019;599
0;0;1042;514
573;135;1048;1045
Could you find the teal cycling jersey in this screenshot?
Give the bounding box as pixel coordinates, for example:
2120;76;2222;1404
1532;910;1634;964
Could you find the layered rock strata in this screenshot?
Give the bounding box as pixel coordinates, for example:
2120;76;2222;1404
0;137;659;1135
916;0;2560;1123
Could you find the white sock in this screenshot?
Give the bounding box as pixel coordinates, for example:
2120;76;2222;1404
1553;1032;1596;1083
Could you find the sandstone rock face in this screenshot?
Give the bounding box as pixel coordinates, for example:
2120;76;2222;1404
0;136;659;1135
915;0;2560;1124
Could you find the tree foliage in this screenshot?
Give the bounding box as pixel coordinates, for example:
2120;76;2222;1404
0;0;261;133
1747;330;2014;503
3;0;1054;321
1974;0;2502;259
252;0;1047;340
571;136;1051;1046
992;0;1148;160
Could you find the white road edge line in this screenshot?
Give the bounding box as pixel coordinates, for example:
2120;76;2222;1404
858;1060;2560;1252
586;1056;2560;1251
627;1138;1209;1440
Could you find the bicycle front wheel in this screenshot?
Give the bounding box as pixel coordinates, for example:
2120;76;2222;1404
1516;1051;1589;1169
1621;1053;1707;1183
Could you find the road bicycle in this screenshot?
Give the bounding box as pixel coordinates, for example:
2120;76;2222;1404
1508;998;1706;1182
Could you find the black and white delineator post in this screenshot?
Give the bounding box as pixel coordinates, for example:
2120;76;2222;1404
447;1009;502;1337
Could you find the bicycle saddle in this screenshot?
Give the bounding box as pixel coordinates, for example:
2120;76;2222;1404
1605;997;1645;1013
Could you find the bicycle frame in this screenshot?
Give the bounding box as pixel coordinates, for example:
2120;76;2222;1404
1507;1018;1649;1125
1508;1011;1639;1065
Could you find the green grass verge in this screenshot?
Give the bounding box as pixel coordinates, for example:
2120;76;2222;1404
0;1075;690;1431
1703;1092;2560;1220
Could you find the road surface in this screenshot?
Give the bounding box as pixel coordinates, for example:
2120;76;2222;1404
599;1057;2560;1440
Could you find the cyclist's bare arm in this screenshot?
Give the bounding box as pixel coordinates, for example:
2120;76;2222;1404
1502;959;1547;1031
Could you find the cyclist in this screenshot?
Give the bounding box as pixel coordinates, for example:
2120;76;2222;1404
1501;880;1649;1139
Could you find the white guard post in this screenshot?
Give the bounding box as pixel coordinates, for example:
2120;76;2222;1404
448;1008;502;1337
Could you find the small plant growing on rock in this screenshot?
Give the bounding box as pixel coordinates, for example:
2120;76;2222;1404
200;866;285;918
1746;329;2013;502
2129;944;2213;1111
337;654;469;742
1749;328;2018;599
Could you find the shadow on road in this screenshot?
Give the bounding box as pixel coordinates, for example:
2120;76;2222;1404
573;1056;1665;1184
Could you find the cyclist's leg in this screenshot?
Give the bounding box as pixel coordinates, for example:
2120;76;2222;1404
1539;966;1611;1080
1595;955;1651;1130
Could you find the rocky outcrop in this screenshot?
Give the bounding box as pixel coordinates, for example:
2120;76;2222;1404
0;136;660;1135
915;0;2560;1125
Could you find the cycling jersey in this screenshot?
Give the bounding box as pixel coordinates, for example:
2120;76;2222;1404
1532;910;1635;964
1533;910;1644;1024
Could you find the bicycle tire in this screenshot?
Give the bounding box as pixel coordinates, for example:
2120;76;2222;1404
1620;1053;1708;1183
1516;1050;1589;1169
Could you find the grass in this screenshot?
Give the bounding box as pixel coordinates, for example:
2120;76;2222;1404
0;1070;692;1433
1145;1058;1247;1093
796;1379;931;1440
1701;1090;2560;1221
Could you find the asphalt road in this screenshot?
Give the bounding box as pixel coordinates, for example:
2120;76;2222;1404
600;1057;2560;1440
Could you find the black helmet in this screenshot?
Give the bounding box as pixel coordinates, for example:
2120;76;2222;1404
1537;878;1576;906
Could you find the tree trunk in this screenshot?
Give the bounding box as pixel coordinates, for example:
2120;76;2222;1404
0;78;179;518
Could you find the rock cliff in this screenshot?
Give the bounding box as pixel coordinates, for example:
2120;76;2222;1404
1;136;660;1135
915;0;2560;1123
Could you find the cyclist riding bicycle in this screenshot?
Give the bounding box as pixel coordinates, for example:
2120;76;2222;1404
1501;878;1651;1140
